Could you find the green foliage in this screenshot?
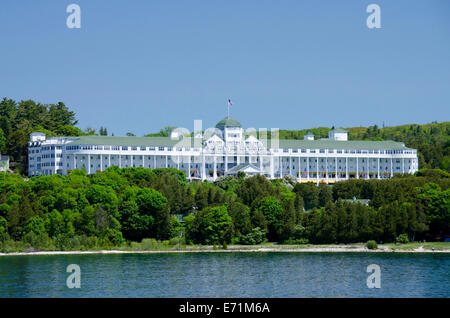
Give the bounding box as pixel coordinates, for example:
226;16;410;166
239;227;267;245
416;182;450;236
185;205;233;245
258;196;283;241
144;126;175;137
282;238;309;244
366;240;378;249
396;233;410;244
23;216;45;235
0;98;80;174
0;162;448;251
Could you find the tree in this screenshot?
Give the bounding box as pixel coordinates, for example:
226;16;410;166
185;205;232;245
226;201;252;238
318;183;333;207
45;209;65;237
135;188;170;240
294;183;319;210
417;183;450;236
0;127;5;153
258;196;283;241
23;216;45;235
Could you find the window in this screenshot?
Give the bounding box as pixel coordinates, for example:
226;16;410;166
122;146;128;150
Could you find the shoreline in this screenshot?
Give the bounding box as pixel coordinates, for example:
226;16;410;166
1;245;449;256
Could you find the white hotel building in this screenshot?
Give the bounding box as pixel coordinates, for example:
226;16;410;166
28;116;418;182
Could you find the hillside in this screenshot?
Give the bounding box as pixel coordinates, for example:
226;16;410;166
277;122;450;172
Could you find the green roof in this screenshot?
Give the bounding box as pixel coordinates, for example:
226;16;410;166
275;139;409;150
64;135;411;150
215;116;242;128
66;136;196;147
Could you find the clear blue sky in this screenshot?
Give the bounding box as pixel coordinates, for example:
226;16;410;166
1;0;449;136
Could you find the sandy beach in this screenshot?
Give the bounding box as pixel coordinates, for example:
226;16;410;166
1;244;449;256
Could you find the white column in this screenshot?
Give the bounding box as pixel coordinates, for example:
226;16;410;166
270;156;274;179
213;155;217;179
201;154;206;180
280;156;283;177
225;153;228;172
335;157;338;181
356;157;359;179
109;154;111;168
289;157;292;176
131;155;133;168
366;158;369;179
298;157;301;181
316;157;318;182
88;155;91;174
377;157;380;179
402;158;405;174
346;157;348;180
73;155;76;170
307;157;310;181
188;155;191;179
325;157;328;183
165;155;168;168
142;155;145;168
154;155;156;168
177;155;180;170
119;154;122;168
259;155;263;174
391;157;394;178
100;154;103;172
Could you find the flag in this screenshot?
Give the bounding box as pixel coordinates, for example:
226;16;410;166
228;99;233;106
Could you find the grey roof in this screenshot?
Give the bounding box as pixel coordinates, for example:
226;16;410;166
215;116;242;128
64;135;411;150
225;163;261;174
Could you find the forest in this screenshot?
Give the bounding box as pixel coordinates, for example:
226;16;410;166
0;167;448;252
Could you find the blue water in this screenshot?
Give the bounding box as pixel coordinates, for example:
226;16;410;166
0;252;448;297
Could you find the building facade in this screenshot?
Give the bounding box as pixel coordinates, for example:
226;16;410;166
27;117;418;182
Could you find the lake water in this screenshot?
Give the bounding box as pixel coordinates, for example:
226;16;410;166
0;252;448;297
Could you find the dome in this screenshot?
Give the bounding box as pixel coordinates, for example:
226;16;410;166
215;116;242;129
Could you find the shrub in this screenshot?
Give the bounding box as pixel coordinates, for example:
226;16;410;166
239;227;267;245
396;234;410;244
366;240;378;250
282;238;309;245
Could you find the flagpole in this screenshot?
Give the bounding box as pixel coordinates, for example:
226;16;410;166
227;100;229;117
